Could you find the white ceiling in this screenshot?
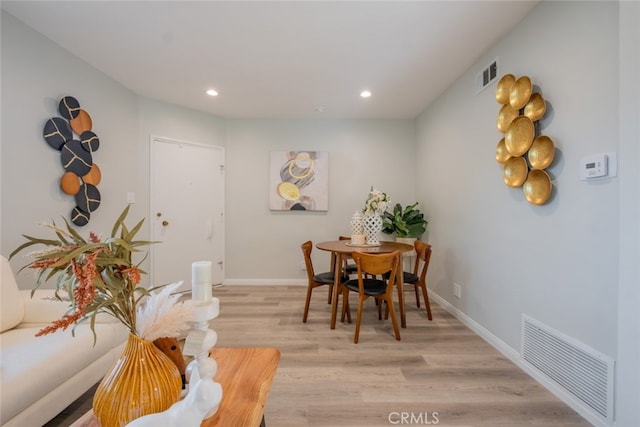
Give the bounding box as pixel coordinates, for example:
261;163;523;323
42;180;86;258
2;1;538;119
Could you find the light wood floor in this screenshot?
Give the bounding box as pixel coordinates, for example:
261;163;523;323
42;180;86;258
46;285;591;427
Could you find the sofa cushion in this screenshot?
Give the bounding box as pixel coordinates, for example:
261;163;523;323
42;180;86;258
19;289;120;325
1;256;24;333
19;289;70;324
0;322;127;424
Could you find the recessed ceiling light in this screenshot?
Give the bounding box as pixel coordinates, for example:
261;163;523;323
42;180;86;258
315;106;326;113
360;90;372;98
206;89;219;97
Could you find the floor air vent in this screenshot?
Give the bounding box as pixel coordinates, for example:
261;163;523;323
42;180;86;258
521;315;614;424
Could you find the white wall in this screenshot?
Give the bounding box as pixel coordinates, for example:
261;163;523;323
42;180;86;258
137;96;227;150
416;1;638;424
224;119;415;281
0;11;145;285
615;1;640;425
0;13;230;288
417;0;618;358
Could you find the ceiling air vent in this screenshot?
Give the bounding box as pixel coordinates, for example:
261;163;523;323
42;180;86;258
475;57;499;95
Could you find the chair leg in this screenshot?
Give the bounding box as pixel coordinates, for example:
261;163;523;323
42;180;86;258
420;284;433;321
344;289;352;323
303;286;313;323
386;296;401;341
354;295;365;344
341;287;352;323
327;284;333;304
414;284;421;308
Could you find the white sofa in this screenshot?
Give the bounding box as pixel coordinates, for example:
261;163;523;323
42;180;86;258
0;255;128;427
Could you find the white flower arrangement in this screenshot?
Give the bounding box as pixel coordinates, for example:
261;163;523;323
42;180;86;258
363;187;391;216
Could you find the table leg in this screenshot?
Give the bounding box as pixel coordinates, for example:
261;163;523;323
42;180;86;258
397;254;406;328
330;252;342;329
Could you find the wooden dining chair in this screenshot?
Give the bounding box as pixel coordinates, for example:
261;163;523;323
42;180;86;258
301;241;348;323
403;240;433;320
387;240;433;320
341;250;401;343
339;235;377;280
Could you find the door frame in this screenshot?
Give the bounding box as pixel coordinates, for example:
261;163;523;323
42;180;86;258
148;134;225;289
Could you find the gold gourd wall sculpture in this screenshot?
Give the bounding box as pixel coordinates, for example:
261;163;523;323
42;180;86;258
42;96;102;226
495;74;554;205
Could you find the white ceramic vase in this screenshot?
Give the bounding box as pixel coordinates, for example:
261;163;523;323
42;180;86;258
350;211;364;235
363;214;383;245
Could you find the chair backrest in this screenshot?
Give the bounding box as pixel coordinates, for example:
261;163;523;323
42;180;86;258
300;241;316;281
413;240;433;283
352;250;400;292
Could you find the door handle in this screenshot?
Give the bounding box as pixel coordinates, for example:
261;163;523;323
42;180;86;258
206;220;213;239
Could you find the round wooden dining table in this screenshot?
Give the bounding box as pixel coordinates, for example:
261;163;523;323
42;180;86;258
315;240;414;329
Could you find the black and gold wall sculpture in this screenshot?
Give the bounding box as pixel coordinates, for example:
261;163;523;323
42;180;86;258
495;75;554;205
43;96;101;226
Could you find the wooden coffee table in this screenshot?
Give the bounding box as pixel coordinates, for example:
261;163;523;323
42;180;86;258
71;347;281;427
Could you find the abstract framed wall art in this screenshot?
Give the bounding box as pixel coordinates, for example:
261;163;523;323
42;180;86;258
269;151;328;211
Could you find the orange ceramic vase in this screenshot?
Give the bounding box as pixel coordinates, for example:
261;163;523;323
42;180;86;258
93;333;182;427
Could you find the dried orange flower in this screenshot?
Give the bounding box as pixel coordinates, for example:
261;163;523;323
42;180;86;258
10;206;158;342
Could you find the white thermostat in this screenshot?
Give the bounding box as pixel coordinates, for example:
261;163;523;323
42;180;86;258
580;152;617;180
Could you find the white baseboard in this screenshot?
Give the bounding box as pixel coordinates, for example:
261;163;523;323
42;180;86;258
428;291;520;361
429;291;610;427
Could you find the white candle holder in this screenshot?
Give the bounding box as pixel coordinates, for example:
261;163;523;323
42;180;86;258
182;298;222;421
182;260;222;421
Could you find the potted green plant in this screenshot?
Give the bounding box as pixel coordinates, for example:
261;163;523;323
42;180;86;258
382;202;427;239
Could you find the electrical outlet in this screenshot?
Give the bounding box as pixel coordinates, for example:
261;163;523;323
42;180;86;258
453;283;462;299
300;261;306;271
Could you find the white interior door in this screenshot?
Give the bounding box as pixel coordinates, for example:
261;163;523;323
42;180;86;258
150;136;225;293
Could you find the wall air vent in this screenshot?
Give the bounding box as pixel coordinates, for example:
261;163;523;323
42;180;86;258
521;315;614;425
475;57;499;95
